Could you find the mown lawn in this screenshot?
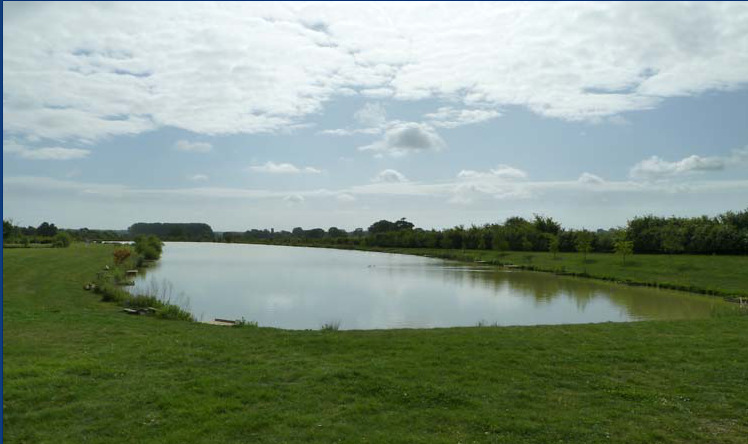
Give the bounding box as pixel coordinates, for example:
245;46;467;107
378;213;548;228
3;244;748;443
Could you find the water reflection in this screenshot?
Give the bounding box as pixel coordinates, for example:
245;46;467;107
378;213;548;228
131;243;725;330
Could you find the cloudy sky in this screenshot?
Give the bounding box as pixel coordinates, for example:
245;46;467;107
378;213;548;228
3;2;748;231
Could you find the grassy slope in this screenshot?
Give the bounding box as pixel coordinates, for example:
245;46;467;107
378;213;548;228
310;246;748;298
3;244;748;443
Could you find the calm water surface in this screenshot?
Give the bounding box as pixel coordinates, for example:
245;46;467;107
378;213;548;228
132;242;723;330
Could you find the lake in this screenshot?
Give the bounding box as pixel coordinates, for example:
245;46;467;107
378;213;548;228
131;242;723;330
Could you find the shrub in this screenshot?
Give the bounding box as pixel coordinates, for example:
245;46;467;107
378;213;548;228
113;248;132;265
53;232;72;248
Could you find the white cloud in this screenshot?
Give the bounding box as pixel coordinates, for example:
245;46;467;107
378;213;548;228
630;155;725;180
248;161;322;174
457;165;528;181
317;128;381;136
174;140;212;153
336;193;357;203
3;140;90;160
7;3;743;141
372;169;408;183
189;174;209;182
359;122;445;157
354;103;387;127
283;194;305;205
425;107;501;128
578;172;605;185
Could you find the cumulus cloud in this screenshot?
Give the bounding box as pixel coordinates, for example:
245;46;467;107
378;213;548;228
630;155;725;180
8;3;742;141
248;161;322;174
359;122;445;157
3;140;90;160
174;140;212;153
425;107;501;128
372;169;408;183
578;172;605;184
354;103;387;128
457;165;528;181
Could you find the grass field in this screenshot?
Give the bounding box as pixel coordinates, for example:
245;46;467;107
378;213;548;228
3;244;748;443
306;246;748;299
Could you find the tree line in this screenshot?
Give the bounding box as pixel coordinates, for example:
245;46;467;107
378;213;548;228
223;209;748;255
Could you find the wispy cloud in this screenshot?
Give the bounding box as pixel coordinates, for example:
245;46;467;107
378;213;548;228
248;161;322;174
174;140;212;153
3;140;90;160
425;107;501;128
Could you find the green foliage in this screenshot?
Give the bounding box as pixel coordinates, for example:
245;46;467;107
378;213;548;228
321;320;341;331
133;235;163;260
548;234;560;259
128;222;214;241
52;232;72;248
614;237;635;265
575;230;594;262
234;317;259;328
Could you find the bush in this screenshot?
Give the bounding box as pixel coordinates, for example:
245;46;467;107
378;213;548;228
134;235;163;260
113;248;132;265
53;232;72;248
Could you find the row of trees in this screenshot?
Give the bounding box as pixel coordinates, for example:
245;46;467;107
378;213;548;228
3;220;72;248
228;209;748;255
128;223;214;242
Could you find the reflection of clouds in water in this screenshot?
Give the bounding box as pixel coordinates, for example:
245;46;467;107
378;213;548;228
139;243;723;329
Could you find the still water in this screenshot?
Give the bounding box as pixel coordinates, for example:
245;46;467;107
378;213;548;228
132;242;722;330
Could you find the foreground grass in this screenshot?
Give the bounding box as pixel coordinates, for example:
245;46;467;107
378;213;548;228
3;244;748;443
300;245;748;299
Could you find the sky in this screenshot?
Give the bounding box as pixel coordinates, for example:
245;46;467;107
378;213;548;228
3;1;748;232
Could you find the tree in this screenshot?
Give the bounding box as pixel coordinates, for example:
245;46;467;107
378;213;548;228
575;230;594;266
37;222;58;237
614;239;634;265
661;228;685;255
3;220;14;241
328;227;347;238
548;234;560;259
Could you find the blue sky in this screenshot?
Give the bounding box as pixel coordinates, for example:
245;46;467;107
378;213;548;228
3;2;748;231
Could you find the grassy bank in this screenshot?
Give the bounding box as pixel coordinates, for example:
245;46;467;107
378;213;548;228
4;244;748;443
277;244;748;300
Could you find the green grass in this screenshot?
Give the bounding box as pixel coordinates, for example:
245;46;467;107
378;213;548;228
313;246;748;299
4;244;748;443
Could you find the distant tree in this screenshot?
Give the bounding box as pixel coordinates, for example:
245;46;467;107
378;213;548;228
614;238;634;265
3;220;14;241
533;214;561;235
53;232;72;248
661;228;685;255
394;218;414;231
521;237;533;252
292;227;305;237
328;227;347;238
37;222;58;237
548;234;560;259
575;230;594;264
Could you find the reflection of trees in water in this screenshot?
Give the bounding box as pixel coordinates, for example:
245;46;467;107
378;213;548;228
437;267;718;321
